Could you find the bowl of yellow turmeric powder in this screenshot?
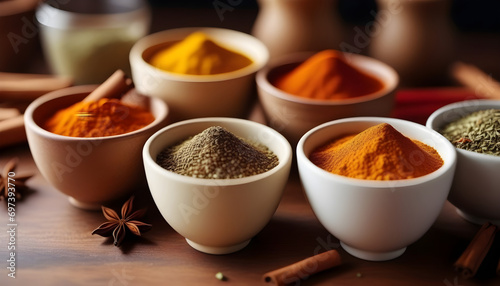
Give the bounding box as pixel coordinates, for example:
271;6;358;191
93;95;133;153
24;85;169;210
130;27;269;122
256;50;399;146
296;117;456;261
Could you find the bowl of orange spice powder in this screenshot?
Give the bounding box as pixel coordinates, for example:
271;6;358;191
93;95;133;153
130;27;269;122
296;117;456;261
256;50;398;146
24;75;169;210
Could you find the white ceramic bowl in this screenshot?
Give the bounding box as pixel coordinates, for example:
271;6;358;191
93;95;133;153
257;52;398;146
426;100;500;225
130;27;269;122
143;117;292;254
24;85;169;210
297;117;456;261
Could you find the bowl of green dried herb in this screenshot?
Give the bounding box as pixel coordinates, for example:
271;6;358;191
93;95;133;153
142;117;292;254
427;99;500;225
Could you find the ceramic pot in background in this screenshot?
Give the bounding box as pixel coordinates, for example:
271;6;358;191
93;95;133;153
36;0;151;85
370;0;455;86
252;0;343;60
0;0;39;72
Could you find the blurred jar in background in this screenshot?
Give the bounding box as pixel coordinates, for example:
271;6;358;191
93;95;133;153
36;0;151;84
370;0;455;86
252;0;343;61
0;0;39;72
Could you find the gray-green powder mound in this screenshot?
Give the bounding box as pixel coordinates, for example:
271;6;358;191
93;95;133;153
440;109;500;156
156;126;279;179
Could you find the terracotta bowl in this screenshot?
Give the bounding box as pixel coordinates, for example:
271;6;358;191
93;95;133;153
426;99;500;225
130;27;269;122
24;85;169;210
256;52;398;146
297;117;456;261
143;117;292;254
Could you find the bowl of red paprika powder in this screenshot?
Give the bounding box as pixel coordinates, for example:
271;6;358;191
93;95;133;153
296;117;456;261
24;85;169;210
256;50;398;146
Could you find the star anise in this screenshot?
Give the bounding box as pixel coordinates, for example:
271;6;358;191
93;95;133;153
0;158;33;201
92;196;152;247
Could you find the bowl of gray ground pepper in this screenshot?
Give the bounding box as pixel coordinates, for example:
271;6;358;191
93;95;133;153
142;117;293;254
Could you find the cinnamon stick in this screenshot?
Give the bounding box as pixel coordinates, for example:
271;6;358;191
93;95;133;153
451;61;500;99
82;69;133;102
263;250;342;285
454;222;498;279
0;115;26;149
0;70;133;149
0;108;21;121
0;72;73;102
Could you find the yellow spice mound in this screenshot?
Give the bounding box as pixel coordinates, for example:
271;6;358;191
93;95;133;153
149;32;253;75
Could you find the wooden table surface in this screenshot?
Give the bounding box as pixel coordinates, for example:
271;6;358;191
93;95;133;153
2;4;500;286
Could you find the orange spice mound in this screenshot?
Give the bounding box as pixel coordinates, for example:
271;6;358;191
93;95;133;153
309;123;444;180
44;98;155;137
273;50;385;100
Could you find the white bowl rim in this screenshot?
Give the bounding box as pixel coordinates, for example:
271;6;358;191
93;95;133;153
143;117;292;186
426;99;500;162
297;116;457;188
24;85;169;141
256;51;399;106
130;27;270;82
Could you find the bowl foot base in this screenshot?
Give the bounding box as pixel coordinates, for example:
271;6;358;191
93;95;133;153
340;242;406;261
68;197;102;211
186;239;250;255
456;209;500;226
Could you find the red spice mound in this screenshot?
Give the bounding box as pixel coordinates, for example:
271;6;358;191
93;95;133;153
44;98;155;137
273;50;384;100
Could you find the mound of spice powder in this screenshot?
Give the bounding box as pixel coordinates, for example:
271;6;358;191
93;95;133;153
309;123;443;180
440;109;500;156
149;32;253;75
273;49;384;100
156;126;279;179
44;98;155;137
